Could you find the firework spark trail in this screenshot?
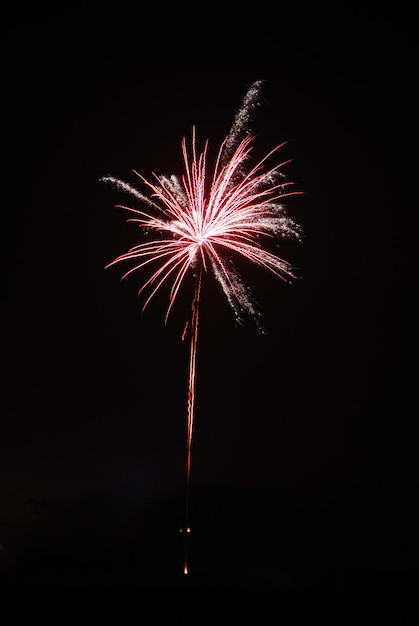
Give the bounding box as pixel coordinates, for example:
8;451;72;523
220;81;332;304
102;81;302;574
222;79;265;164
181;268;201;576
186;270;201;485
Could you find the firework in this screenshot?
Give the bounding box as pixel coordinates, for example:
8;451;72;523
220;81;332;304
102;81;302;574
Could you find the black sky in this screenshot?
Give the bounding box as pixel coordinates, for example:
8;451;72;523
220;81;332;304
1;4;417;604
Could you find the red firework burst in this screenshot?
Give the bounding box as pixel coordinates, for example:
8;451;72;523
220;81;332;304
102;81;302;574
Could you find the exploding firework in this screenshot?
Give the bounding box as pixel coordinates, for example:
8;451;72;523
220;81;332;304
102;80;302;574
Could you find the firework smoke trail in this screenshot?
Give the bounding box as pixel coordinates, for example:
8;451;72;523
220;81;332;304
102;81;302;574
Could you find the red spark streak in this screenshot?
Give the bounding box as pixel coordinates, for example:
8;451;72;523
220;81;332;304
186;270;201;485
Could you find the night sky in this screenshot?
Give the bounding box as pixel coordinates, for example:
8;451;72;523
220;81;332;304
1;4;417;619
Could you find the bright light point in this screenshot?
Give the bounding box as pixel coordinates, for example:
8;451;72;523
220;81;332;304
183;564;188;575
179;526;191;533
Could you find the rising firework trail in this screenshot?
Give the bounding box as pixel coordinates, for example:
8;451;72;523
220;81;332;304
102;80;303;574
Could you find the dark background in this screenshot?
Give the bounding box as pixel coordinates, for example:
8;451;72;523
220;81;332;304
1;3;417;620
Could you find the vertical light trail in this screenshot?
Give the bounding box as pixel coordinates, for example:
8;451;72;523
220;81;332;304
182;269;201;575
